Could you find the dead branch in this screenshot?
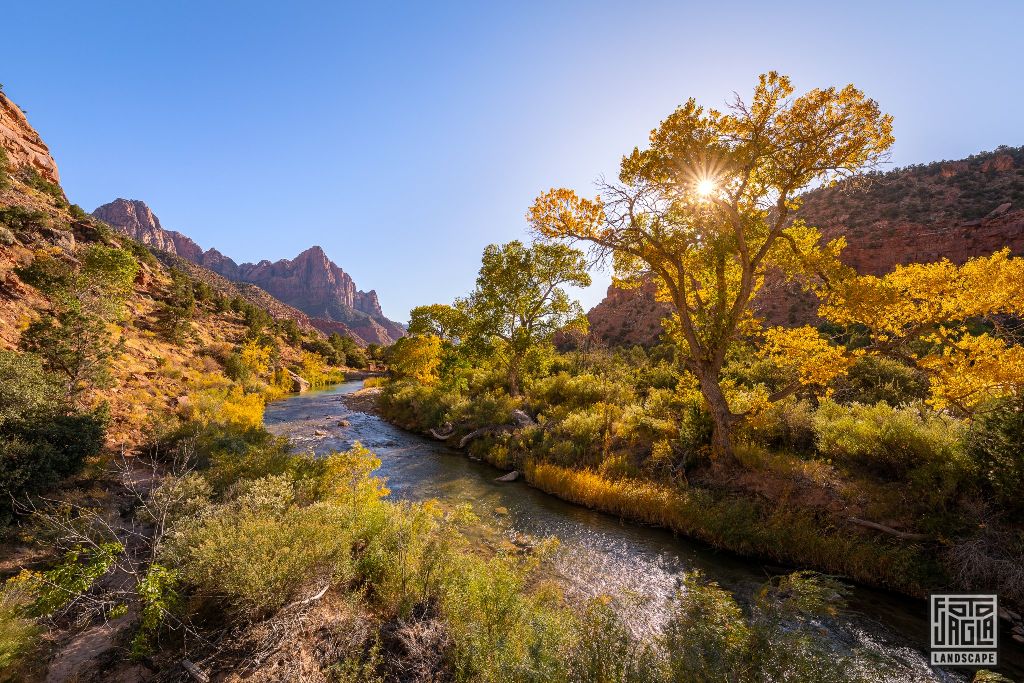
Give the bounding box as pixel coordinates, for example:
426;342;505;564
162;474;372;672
848;517;928;541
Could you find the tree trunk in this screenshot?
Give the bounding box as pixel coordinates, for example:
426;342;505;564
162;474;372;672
507;365;522;397
693;367;737;463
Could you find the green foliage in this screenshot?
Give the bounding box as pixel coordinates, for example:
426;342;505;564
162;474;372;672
13;542;123;617
18;166;64;203
278;317;301;344
665;571;860;683
407;241;594;395
966;396;1024;511
378;379;460;431
568;598;661;682
0;350;107;517
0;146;9;192
130;564;182;659
0;588;40;681
663;573;749;682
0;206;49;235
831;355;929;407
162;443;387;618
16;244;139;397
408;302;470;341
157;268;196;343
813;400;972;492
170;478;354;617
19;309;118;396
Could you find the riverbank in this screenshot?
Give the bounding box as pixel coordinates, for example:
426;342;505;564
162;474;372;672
366;382;938;597
269;381;1024;680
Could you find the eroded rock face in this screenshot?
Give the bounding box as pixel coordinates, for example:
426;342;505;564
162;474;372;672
92;199;406;345
587;147;1024;346
587;280;671;348
92;199;203;258
0;92;60;184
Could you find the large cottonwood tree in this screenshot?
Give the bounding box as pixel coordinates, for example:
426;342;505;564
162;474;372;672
529;73;894;460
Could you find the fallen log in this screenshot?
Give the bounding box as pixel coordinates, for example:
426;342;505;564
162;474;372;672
511;409;536;428
848;517;928;541
429;421;455;440
457;425;513;449
181;659;210;683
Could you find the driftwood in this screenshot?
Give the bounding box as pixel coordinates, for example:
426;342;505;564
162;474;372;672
181;659;210;683
296;583;330;606
434;410;538;449
458;425;512;449
429;422;455;440
510;409;536;428
848;517;929;541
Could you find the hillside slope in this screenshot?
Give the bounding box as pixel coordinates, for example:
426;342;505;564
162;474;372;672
588;146;1024;345
93;198;406;345
0;92;337;447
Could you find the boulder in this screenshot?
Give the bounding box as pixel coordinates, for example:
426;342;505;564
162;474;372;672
289;370;310;393
987;202;1012;219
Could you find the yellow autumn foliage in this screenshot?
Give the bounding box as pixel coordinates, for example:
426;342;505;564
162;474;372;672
183;385;265;429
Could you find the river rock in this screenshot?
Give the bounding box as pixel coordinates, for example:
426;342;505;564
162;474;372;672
495;470;519;482
289;370;310;393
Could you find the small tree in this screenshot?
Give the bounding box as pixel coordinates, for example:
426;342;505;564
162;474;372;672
465;240;591;395
16;245;139;399
387;335;443;385
529;73;893;459
408;302;471;342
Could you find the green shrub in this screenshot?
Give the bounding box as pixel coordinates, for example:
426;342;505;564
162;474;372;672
965;396;1024;511
665;571;861;683
0;582;41;680
663;573;748;682
0;351;107;518
831;355;929;407
0;146;9;192
530;372;631;415
0;206;49;234
18;166;64;203
813;400;971;491
378;379;460;431
170;475;354;617
744;398;816;453
542;402;620;466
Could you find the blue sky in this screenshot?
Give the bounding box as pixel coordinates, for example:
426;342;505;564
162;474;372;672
4;1;1022;321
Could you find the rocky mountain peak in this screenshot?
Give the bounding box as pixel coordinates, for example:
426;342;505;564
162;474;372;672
92;199;405;345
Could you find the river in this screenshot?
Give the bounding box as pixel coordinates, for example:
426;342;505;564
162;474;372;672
264;381;1023;682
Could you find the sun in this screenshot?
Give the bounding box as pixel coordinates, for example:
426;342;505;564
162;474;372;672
695;178;716;197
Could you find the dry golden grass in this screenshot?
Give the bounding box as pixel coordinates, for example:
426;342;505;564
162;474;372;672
524;460;939;595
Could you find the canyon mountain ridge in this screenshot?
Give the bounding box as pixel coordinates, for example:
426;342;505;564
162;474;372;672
92;198;405;345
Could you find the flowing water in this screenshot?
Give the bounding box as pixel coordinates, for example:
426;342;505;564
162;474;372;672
264;381;1023;682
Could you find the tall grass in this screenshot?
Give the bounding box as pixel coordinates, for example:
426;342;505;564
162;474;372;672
524;461;940;595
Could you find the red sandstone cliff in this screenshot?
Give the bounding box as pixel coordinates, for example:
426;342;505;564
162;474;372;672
0;92;61;186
